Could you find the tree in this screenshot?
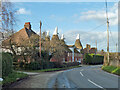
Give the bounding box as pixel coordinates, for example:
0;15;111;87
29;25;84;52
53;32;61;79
1;0;16;36
50;38;67;64
1;0;17;60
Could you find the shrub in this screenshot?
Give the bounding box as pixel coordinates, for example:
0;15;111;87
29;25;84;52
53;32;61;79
1;52;13;78
19;61;25;69
25;61;40;70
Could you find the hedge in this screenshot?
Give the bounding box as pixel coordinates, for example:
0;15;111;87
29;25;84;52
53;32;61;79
25;61;41;70
1;52;13;78
83;53;104;65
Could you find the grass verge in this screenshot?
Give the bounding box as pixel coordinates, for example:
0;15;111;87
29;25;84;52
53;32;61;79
40;65;81;72
102;65;120;76
2;71;28;86
18;65;81;72
0;82;2;85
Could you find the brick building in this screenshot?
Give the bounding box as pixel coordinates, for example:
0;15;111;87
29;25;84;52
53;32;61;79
83;44;97;54
2;22;84;63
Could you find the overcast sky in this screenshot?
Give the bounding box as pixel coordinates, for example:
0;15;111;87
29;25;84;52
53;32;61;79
12;1;118;52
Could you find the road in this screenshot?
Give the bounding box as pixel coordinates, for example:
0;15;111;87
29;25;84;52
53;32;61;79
9;65;119;89
48;65;119;89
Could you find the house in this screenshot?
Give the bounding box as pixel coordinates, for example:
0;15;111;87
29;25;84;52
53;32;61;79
2;22;84;63
50;27;83;63
83;44;97;54
66;34;83;63
2;22;39;55
2;22;40;63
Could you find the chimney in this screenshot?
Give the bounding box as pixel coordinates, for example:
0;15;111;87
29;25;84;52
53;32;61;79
24;22;31;30
86;44;91;49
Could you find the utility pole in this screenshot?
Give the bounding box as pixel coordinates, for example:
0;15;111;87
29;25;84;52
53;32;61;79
105;0;109;65
95;40;97;54
39;21;42;62
107;17;109;65
116;43;118;56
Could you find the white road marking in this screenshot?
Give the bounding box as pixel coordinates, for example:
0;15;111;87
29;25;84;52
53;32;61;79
88;79;103;89
80;72;84;76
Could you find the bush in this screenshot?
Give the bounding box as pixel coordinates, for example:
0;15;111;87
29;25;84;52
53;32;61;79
25;61;41;70
1;52;13;78
19;61;25;69
83;53;92;64
83;53;104;65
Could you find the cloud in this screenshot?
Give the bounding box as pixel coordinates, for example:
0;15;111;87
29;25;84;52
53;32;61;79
63;30;118;52
16;8;31;15
76;3;118;26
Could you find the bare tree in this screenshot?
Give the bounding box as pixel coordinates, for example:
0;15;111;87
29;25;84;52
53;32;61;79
1;0;16;40
1;1;17;61
50;39;67;64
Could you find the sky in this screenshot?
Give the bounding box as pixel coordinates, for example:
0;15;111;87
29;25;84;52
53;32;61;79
12;1;118;52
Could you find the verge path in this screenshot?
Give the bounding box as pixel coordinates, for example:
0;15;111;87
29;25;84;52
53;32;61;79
10;71;59;88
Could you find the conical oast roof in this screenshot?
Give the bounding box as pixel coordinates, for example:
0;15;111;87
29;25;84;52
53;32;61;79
45;31;50;41
45;36;50;41
75;39;82;49
51;27;59;41
60;34;65;44
75;34;82;49
51;35;59;41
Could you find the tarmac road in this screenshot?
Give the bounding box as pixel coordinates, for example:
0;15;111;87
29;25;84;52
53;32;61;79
48;65;119;89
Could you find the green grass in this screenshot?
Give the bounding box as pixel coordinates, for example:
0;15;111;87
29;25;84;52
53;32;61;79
112;67;120;75
2;71;28;85
102;65;120;76
0;82;2;85
18;65;81;72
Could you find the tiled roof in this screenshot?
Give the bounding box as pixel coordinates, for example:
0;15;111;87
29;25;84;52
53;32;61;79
75;39;82;49
2;27;39;47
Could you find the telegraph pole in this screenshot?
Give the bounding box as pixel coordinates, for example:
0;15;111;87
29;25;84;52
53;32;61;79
39;21;42;62
95;40;97;54
107;18;109;64
105;0;109;65
96;40;97;49
116;43;118;56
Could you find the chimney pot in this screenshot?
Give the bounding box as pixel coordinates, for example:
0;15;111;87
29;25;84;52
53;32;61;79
24;22;31;30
